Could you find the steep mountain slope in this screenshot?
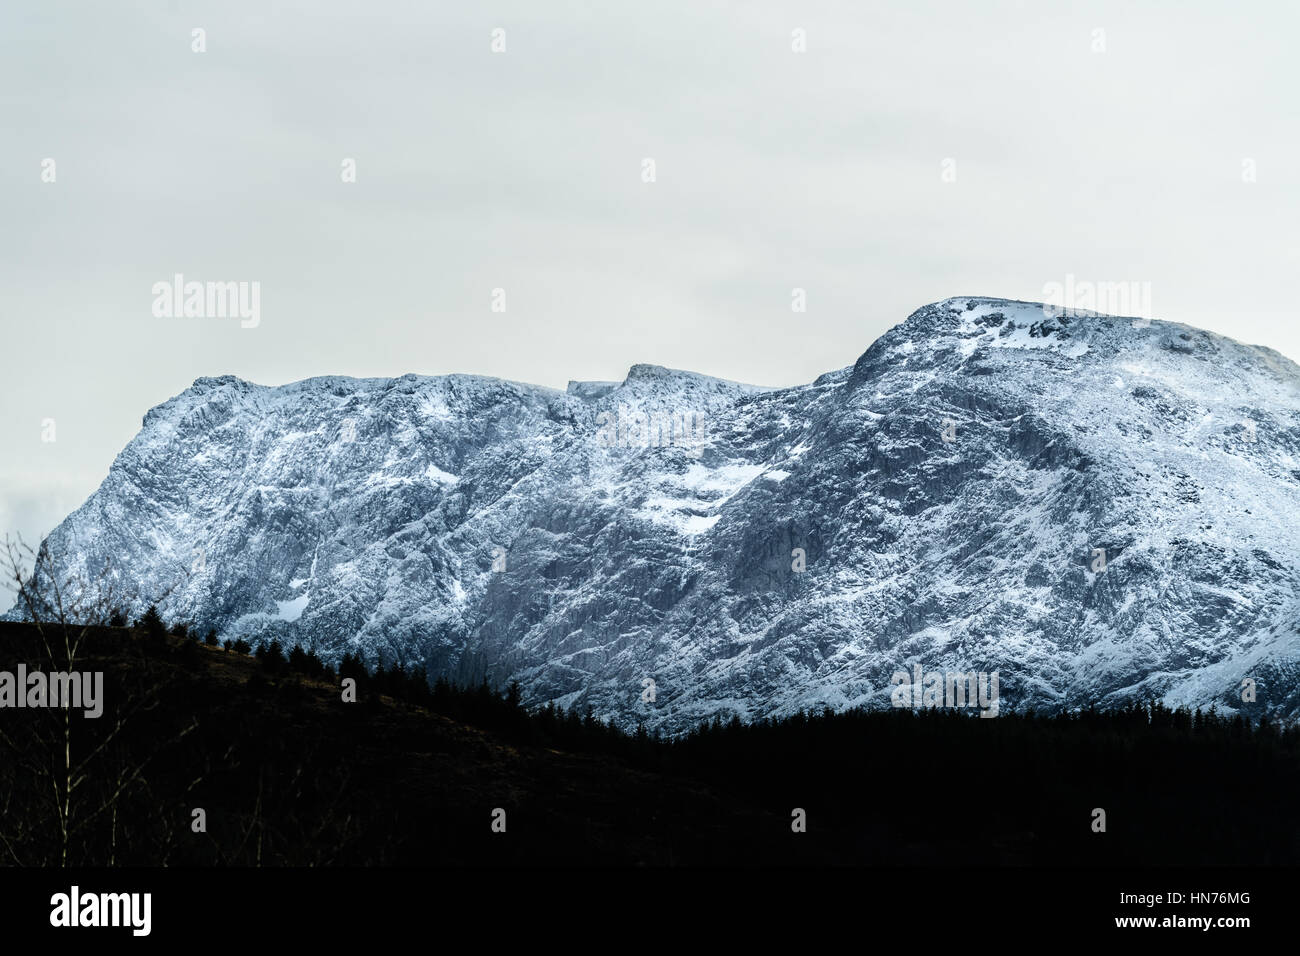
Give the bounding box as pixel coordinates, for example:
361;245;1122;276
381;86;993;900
18;298;1300;732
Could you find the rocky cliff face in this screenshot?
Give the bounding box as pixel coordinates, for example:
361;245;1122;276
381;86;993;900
19;298;1300;732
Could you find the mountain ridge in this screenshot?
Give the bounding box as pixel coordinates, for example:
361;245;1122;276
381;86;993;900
15;297;1300;733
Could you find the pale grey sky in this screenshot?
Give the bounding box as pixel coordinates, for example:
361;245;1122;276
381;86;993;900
2;0;1298;547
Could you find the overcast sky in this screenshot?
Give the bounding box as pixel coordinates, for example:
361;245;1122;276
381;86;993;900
2;0;1297;548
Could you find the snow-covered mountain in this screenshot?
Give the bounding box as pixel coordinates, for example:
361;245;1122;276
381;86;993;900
18;298;1300;731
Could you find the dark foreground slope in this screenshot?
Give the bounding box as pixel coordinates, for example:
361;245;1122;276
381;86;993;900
0;621;816;866
1;621;1297;866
